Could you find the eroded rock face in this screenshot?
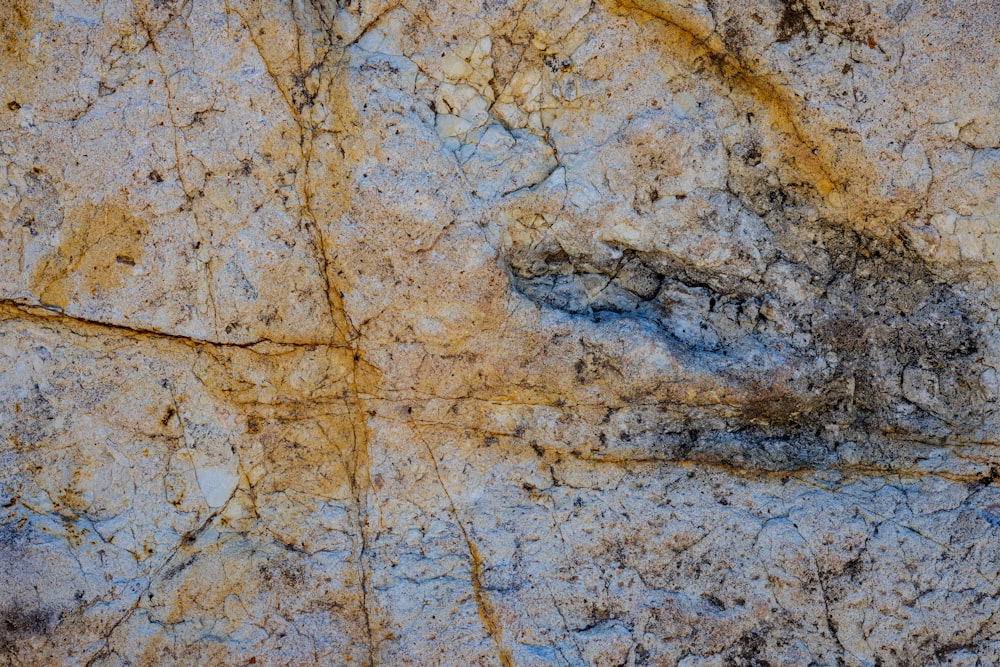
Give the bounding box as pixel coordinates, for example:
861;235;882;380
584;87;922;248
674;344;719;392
2;1;1000;665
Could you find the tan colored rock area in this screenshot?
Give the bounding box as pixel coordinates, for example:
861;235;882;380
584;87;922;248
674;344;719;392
2;1;1000;665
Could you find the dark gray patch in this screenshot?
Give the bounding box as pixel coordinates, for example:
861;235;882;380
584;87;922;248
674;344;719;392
502;188;987;472
776;1;809;42
0;604;54;655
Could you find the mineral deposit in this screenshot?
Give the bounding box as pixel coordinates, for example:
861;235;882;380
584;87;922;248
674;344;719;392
2;0;1000;665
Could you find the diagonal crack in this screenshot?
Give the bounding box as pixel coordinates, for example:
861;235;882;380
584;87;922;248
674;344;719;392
222;0;356;345
83;485;238;666
415;430;514;667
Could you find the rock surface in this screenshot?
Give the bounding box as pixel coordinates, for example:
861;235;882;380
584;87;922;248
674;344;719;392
2;0;1000;665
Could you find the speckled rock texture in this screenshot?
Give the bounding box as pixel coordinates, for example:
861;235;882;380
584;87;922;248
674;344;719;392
2;1;1000;665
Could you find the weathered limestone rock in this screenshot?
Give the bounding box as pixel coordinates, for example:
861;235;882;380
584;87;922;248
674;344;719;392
2;1;1000;665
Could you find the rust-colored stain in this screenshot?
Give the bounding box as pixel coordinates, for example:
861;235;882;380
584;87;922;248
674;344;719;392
31;203;148;308
1;1;34;57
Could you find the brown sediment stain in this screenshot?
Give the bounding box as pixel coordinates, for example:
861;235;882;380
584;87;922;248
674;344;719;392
0;297;384;664
221;0;362;344
617;2;836;189
30;204;148;309
178;6;376;652
189;339;381;664
610;0;894;226
0;1;34;58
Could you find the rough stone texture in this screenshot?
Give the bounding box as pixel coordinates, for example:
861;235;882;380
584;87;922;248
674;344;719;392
2;0;1000;665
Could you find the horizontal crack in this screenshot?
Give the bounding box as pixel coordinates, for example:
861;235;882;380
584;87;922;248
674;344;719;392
0;299;347;351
